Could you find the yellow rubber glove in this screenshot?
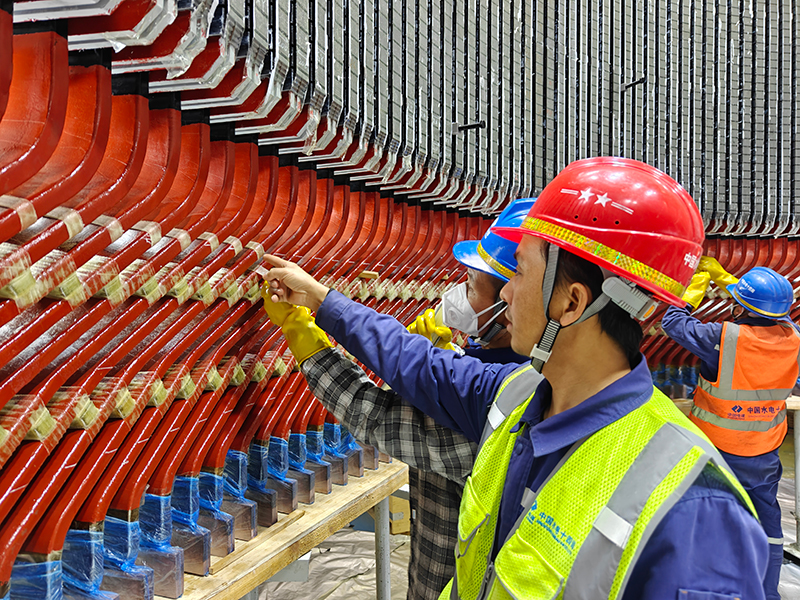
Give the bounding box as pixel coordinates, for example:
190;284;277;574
262;282;333;364
682;271;712;311
407;308;455;350
698;256;739;291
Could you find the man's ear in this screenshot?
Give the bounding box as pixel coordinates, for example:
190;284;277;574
552;281;592;327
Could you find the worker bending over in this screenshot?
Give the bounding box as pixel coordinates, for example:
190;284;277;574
265;158;768;599
663;261;797;600
262;199;532;600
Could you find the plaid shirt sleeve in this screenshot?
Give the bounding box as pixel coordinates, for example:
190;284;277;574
301;347;477;485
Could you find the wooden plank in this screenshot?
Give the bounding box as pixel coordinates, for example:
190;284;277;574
174;461;409;600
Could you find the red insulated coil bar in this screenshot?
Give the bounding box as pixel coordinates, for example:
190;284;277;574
0;9;507;598
0;135;265;585
0;82;151;299
0;0;11;121
0;26;68;195
0;54;112;243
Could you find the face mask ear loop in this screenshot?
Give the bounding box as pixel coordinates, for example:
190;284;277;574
530;245;562;372
474;300;507;339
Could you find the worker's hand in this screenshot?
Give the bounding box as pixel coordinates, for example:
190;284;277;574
261;282;300;326
407;308;454;349
264;254;330;312
698;256;739;291
261;286;333;364
682;271;712;311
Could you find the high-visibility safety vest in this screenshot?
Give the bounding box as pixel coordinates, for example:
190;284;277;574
440;365;757;600
691;321;800;456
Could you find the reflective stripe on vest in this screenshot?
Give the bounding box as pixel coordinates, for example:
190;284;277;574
691;403;787;432
695;378;793;402
565;424;732;599
691;321;800;455
479;364;542;449
443;387;757;600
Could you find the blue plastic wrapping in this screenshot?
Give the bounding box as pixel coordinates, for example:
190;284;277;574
681;365;698;396
246;438;291;483
306;429;324;462
172;476;200;526
267;437;289;479
667;365;681;390
323;422;347;459
223;450;248;497
323;422;341;449
102;515;154;597
248;443;269;482
288;432;307;470
198;472;224;511
103;516;140;569
62;527;104;594
651;363;666;392
10;560;61;600
62;586;118;599
338;428;362;454
139;494;172;551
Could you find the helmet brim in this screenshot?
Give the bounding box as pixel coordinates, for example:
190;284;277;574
452;240;509;282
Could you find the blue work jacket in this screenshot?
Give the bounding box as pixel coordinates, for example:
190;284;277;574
463;338;528;364
318;290;769;599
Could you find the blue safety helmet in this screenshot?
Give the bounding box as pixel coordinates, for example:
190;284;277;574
452;197;536;282
727;267;794;318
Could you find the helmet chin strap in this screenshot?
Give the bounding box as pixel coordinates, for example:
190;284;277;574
529;245;611;372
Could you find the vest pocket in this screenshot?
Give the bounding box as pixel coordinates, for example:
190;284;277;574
457;476;491;560
493;533;565;600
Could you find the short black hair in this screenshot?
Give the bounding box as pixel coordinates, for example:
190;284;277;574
545;245;643;367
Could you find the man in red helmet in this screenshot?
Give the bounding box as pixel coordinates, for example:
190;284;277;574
264;158;768;599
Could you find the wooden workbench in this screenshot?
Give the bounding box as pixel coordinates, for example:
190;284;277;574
174;460;409;600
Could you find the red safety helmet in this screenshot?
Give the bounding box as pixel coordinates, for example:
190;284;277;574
493;157;705;307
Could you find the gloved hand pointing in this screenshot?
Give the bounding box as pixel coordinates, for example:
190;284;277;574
698;256;739;292
263;254;331;311
261;282;333;364
407;308;455;350
681;271;712;311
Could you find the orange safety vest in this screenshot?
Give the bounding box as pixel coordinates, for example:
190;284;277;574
690;321;800;456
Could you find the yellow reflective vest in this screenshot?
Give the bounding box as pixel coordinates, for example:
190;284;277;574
440;366;757;600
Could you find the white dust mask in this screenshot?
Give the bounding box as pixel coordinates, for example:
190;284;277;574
440;282;506;338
